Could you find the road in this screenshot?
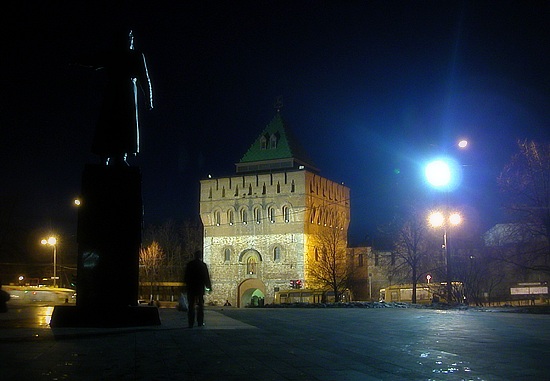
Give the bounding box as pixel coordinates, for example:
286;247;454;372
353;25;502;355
0;304;549;380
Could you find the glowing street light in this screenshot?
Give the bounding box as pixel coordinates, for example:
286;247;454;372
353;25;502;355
41;236;58;287
425;161;451;188
425;139;469;302
429;211;462;228
428;211;445;227
449;213;462;225
425;138;468;191
428;211;462;303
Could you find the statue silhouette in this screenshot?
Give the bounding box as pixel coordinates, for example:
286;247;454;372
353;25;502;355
89;30;153;165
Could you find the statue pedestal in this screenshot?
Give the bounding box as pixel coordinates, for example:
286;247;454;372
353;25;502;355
52;164;159;327
50;305;160;328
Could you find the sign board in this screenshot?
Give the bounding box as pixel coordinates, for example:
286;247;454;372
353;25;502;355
510;286;549;295
530;286;548;294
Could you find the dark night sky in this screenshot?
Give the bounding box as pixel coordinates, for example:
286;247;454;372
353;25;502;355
1;1;549;258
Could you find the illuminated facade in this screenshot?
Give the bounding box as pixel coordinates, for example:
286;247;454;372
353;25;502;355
200;113;350;307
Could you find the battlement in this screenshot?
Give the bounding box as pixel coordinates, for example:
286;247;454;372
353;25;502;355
200;170;349;205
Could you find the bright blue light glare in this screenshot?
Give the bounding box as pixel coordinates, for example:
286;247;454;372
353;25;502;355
425;160;451;187
424;157;462;191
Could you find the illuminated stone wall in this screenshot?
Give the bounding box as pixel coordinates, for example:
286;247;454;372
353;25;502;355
200;169;350;306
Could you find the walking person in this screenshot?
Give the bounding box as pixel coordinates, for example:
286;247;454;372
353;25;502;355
184;250;212;328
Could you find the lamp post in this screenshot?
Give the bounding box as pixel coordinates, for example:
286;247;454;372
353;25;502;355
425;157;459;304
428;211;461;303
41;236;58;287
424;139;468;303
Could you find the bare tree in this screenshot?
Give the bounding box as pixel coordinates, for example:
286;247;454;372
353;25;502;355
181;220;203;263
139;241;165;300
498;140;550;274
308;218;351;302
142;219;203;285
391;210;439;303
143;221;179;280
452;241;505;306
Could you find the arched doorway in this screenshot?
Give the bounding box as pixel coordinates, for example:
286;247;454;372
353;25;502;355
238;278;266;308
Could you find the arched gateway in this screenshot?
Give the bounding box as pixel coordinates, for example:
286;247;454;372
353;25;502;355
238;278;266;308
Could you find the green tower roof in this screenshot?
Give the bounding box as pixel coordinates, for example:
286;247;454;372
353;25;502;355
236;113;318;174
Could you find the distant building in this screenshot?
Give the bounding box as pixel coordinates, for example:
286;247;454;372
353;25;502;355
483;223;543;247
200;113;350;307
483;222;548;298
347;247;396;301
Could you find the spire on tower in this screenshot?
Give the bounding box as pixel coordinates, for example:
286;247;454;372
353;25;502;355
274;96;283;113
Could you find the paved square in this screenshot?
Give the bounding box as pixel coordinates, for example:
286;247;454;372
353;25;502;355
1;305;549;380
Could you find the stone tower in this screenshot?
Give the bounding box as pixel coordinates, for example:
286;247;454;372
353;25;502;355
199;113;350;307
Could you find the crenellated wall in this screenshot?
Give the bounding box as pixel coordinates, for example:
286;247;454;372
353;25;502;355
200;169;350;307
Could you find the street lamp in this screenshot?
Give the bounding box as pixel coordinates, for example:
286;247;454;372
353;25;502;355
424;157;464;192
424;138;468;190
428;211;462;303
425;160;451;188
424;140;468;302
41;236;58;287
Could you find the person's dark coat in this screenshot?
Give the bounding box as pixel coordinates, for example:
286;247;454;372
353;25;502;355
184;258;211;295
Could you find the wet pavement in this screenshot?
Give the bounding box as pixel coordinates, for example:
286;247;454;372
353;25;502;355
1;304;549;380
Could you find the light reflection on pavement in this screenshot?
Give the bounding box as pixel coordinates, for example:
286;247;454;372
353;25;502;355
0;305;54;328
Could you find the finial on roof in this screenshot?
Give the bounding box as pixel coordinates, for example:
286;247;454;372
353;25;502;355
274;96;283;113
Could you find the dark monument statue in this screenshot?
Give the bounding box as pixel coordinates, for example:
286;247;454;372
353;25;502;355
51;31;159;327
91;30;153;166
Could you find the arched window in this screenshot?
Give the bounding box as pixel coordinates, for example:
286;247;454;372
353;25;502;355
260;135;267;150
241;208;248;224
282;205;290;223
268;207;276;223
273;246;281;262
254;207;261;224
224;248;231;262
214;210;221;226
269;134;277;149
291;180;295;192
228;210;235;225
247;257;257;274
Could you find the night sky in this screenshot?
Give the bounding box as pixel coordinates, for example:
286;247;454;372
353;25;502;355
1;1;549;259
